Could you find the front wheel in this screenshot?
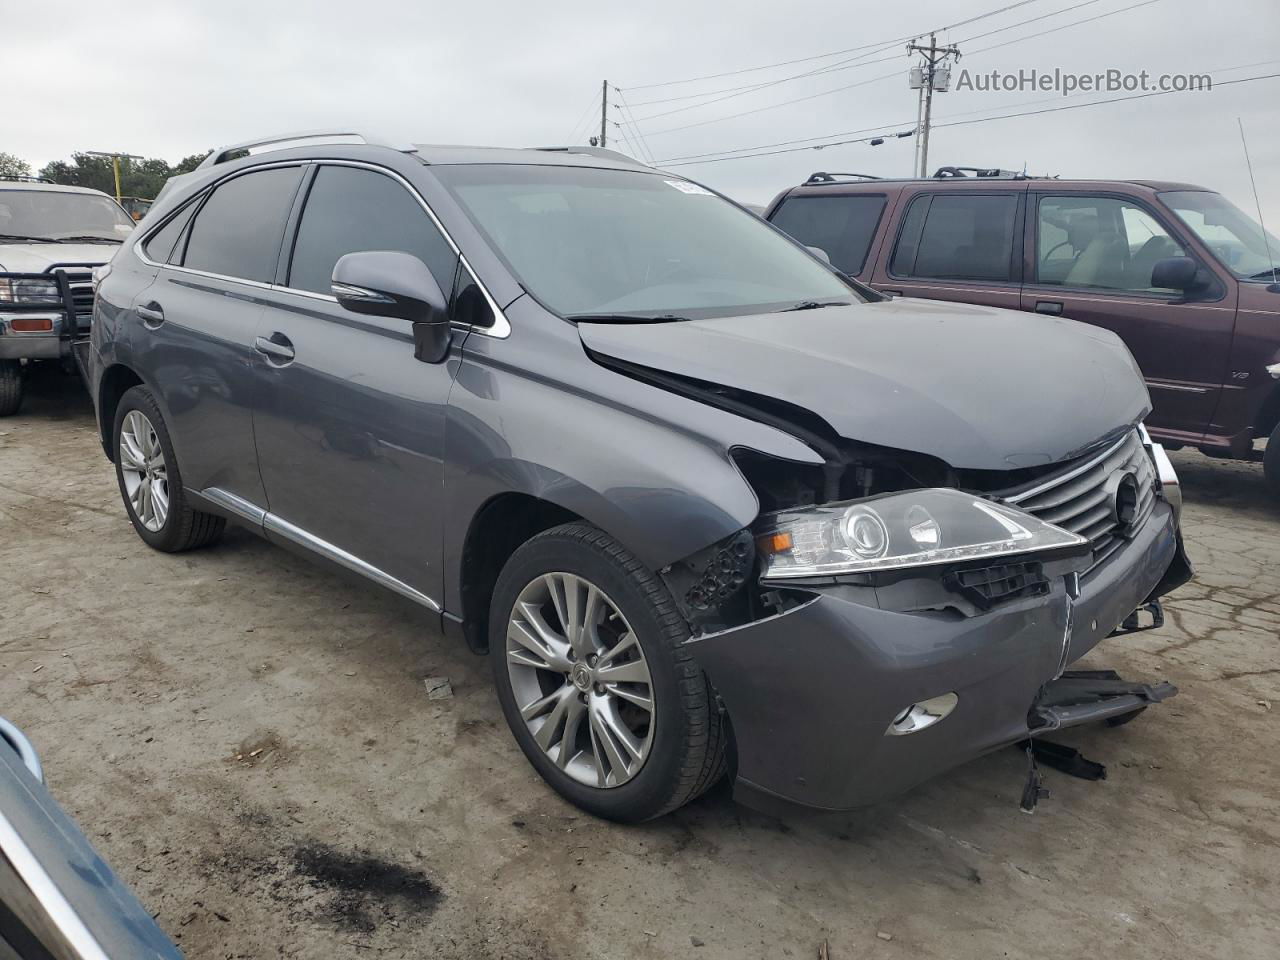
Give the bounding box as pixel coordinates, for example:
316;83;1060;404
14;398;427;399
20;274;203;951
0;360;22;416
112;385;225;552
1263;421;1280;497
490;523;728;822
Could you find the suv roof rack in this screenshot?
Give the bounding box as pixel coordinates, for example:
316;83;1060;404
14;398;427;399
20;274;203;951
804;171;882;185
196;131;416;169
932;165;1031;180
0;174;54;184
534;145;650;166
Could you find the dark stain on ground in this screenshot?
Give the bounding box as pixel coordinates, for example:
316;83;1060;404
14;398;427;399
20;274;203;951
290;842;443;933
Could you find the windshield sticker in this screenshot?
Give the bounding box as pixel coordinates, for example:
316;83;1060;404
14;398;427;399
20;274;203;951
665;180;715;196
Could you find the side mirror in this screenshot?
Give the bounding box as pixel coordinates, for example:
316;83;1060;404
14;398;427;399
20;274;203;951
1150;256;1199;292
806;245;832;264
332;250;452;363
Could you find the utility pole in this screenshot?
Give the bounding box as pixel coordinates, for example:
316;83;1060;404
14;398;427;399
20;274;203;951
85;150;143;203
907;34;959;178
599;80;609;149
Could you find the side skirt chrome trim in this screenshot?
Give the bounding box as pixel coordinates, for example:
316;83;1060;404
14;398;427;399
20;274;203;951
262;512;442;613
197;487;268;526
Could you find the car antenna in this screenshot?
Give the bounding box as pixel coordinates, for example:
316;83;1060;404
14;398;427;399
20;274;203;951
1239;117;1279;285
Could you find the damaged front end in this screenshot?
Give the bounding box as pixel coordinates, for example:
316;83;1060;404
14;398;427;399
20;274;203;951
655;408;1191;816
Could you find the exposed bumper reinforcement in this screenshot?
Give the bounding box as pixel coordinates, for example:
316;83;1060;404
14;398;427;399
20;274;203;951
1031;668;1178;732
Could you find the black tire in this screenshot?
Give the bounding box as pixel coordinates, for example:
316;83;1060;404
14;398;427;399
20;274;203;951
1264;422;1280;497
490;523;728;822
0;360;22;417
112;385;225;552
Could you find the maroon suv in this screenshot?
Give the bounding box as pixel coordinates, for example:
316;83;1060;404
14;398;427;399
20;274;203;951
766;168;1280;489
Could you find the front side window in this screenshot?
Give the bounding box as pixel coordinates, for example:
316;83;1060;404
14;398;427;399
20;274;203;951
288;166;458;298
142;201;198;264
181;166;303;283
890;194;1019;282
1161;190;1280;281
432;165;857;320
1036;195;1186;292
0;189;133;242
768;194;887;275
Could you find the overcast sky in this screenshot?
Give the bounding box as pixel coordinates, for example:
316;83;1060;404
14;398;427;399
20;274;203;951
5;0;1278;224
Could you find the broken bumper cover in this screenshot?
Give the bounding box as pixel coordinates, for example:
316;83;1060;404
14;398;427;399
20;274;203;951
685;500;1185;815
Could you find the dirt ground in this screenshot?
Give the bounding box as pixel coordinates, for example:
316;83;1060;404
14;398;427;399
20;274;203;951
1;366;1276;960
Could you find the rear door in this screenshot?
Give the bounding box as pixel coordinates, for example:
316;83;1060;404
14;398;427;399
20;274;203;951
1020;191;1237;439
133;164;304;508
869;187;1027;310
250;162;464;606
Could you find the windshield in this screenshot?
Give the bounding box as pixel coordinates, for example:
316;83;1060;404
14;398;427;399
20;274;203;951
434;165;858;319
1160;190;1280;280
0;189;135;242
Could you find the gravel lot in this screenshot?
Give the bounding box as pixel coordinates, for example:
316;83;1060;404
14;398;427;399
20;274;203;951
1;366;1276;960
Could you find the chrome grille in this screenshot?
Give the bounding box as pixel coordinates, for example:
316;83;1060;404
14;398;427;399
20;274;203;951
47;265;101;334
999;430;1157;568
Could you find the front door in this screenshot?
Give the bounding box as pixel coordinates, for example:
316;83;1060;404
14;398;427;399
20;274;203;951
1021;192;1238;440
251;163;463;606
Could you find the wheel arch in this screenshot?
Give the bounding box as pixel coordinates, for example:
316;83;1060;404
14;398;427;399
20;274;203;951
97;363;146;459
1253;379;1280;441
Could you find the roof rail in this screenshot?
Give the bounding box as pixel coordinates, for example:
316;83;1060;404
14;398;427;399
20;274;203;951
0;174;54;184
932;165;1029;180
196;130;416;169
534;145;650;166
803;172;883;185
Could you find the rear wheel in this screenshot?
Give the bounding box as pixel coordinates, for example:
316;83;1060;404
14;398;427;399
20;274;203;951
0;360;22;416
1263;422;1280;497
490;523;727;822
112;385;225;552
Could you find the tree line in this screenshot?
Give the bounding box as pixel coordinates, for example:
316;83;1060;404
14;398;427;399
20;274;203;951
0;150;211;199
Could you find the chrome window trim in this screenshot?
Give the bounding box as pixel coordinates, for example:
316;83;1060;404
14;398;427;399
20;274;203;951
0;808;111;960
136;158;511;338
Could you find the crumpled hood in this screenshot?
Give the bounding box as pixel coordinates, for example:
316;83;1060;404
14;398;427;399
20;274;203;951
0;242;117;273
578;297;1151;471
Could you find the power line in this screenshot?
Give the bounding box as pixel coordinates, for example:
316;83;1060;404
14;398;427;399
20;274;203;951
619;0;1049;91
613;89;658;165
652;56;1280;165
655;72;1280;167
967;0;1163;55
565;89;602;143
953;0;1106;43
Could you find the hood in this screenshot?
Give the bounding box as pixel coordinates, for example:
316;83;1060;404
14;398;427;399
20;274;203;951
578;297;1151;471
0;242;119;273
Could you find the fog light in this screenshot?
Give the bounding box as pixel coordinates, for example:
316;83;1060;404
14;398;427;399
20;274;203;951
9;317;53;333
885;692;958;736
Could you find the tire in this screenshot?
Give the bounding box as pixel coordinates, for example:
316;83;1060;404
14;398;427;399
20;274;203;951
490;523;728;822
1264;422;1280;497
112;385;225;552
0;360;22;417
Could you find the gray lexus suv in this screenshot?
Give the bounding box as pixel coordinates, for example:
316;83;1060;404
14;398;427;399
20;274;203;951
89;132;1191;822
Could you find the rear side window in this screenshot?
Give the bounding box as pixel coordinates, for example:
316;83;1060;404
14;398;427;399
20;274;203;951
768;194;886;275
181;167;303;283
287;166;458;298
890;194;1019;282
142;201;197;264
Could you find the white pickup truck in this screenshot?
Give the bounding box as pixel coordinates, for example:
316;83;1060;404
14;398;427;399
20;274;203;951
0;177;134;414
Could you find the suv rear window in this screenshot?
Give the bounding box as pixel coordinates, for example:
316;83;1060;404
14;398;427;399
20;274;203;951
181;167;303;283
890;194;1019;282
768;194;886;275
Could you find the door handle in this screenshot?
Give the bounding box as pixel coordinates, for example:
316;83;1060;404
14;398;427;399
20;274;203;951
136;302;165;326
1035;300;1064;316
254;334;295;364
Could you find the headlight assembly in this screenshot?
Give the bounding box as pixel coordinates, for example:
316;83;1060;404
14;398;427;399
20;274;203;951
0;274;62;306
756;487;1088;579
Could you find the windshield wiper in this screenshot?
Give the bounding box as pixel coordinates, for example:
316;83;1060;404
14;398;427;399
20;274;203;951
568;313;693;324
0;233;58;243
1247;268;1280;281
781;300;850;311
51;235;123;244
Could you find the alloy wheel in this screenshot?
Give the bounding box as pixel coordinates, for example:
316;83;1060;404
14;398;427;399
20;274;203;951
119;410;169;532
505;572;655;788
